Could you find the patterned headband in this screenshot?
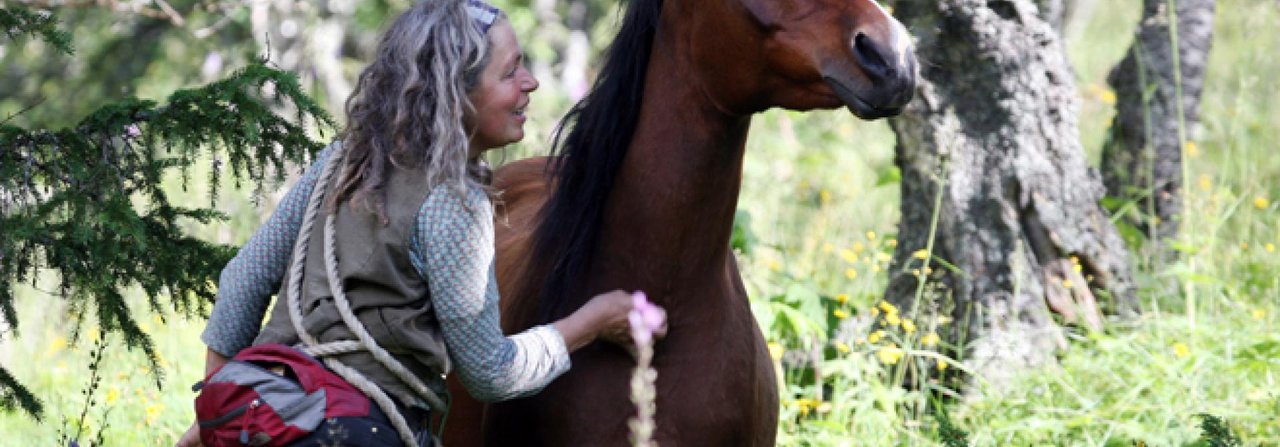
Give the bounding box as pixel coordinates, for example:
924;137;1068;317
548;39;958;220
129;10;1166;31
466;0;502;34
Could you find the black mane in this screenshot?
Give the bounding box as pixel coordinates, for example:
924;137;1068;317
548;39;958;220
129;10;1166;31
531;0;664;322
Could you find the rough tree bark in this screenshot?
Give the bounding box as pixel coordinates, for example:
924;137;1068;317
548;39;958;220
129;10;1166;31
1101;0;1215;257
885;0;1137;389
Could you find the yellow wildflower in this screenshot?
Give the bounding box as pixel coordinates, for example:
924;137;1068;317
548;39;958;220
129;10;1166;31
46;336;67;357
1256;197;1271;210
936;315;953;325
868;330;886;344
1252;309;1266;321
768;342;785;361
1241;242;1250;250
1173;342;1191;358
1267;243;1276;253
145;402;164;425
768;259;781;272
1184;140;1199;157
885;313;901;327
1100;89;1117;105
921;332;941;347
937;359;949;372
834;293;850;305
887;239;898;248
875;252;893;262
866;231;877;240
105;387;120;405
870;307;880;317
853;242;866;253
878;301;898;315
835;342;850;354
820;189;831;205
877;344;904;365
822;243;834;254
845;268;859;280
901;319;916;334
871;264;882;273
833;309;850;319
912;249;929;260
841;249;858;263
1198;175;1212;191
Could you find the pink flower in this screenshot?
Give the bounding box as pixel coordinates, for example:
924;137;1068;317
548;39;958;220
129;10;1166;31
628;291;665;346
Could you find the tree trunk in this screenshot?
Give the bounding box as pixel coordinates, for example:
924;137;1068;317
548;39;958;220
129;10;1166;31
885;0;1137;390
1101;0;1215;259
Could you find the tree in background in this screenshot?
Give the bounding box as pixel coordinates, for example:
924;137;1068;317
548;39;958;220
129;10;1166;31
1102;0;1216;261
0;5;332;418
884;0;1137;389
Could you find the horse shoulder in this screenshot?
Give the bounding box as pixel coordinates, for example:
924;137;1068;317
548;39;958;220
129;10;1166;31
492;156;553;329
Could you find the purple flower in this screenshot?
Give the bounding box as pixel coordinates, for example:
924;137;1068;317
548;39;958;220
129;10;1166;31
628;291;665;346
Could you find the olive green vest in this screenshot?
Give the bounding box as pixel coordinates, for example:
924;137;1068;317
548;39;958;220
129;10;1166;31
255;159;450;408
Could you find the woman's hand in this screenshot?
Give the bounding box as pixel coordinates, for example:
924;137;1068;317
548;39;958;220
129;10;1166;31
175;423;202;447
553;290;667;356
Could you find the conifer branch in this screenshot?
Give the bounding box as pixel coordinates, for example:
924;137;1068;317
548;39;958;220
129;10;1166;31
0;60;335;419
0;5;73;55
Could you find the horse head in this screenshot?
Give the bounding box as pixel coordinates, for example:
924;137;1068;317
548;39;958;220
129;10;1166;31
680;0;918;119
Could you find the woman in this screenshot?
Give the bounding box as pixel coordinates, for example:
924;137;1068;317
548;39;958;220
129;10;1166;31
177;1;661;445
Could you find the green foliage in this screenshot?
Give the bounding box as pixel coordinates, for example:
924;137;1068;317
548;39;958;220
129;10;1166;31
1;14;334;417
936;411;969;447
1196;414;1242;447
0;5;73;55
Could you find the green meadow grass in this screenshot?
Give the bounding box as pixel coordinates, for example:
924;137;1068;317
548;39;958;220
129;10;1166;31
2;0;1277;445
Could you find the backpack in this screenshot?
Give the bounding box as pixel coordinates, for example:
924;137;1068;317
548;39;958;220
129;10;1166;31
194;344;373;446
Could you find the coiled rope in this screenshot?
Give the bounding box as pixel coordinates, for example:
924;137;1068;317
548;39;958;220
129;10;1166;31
285;143;447;447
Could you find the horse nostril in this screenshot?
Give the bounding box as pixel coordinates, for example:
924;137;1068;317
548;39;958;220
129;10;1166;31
854;32;896;81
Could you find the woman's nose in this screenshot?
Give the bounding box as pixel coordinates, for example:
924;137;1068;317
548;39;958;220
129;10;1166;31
522;69;540;92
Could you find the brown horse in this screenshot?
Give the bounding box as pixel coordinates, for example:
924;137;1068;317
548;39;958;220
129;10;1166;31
445;0;916;444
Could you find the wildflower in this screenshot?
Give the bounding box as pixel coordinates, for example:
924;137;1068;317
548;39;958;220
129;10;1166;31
875;252;893;262
1062;279;1074;289
820;189;831;205
1267;243;1276;253
822;243;834;253
145;402;164;425
105;387;120;405
885;313;901;327
878;301;898;315
887;239;898;248
834;293;850;305
866;231;877;240
870;307;879;317
901;319;916;334
845;268;858;280
835;342;850;354
921;332;941;347
871;264;882;273
1241;242;1250;250
768;342;785;361
1256;197;1271;210
46;336;67;357
1198;175;1212;191
868;330;885;344
1252;309;1266;321
1100;89;1117;105
853;242;866;253
936;359;949;372
877;344;904;365
1172;342;1191;358
936;315;953;325
768;259;781;272
833;309;850;319
912;249;929;260
1184;141;1199;157
841;249;858;263
628;292;666;346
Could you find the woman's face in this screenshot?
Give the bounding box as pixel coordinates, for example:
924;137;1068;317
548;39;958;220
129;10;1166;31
466;20;539;155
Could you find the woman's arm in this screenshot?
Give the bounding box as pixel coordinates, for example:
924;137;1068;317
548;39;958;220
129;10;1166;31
414;186;646;402
199;145;335;357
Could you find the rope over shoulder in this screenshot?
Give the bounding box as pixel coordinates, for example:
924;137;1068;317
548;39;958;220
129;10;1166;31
285;141;447;447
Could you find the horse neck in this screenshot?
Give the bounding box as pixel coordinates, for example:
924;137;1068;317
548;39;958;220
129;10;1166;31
595;26;753;294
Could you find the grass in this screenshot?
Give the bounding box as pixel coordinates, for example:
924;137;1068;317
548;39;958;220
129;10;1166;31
1;0;1278;445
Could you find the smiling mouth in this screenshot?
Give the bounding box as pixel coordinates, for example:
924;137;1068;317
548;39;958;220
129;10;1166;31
824;77;904;120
